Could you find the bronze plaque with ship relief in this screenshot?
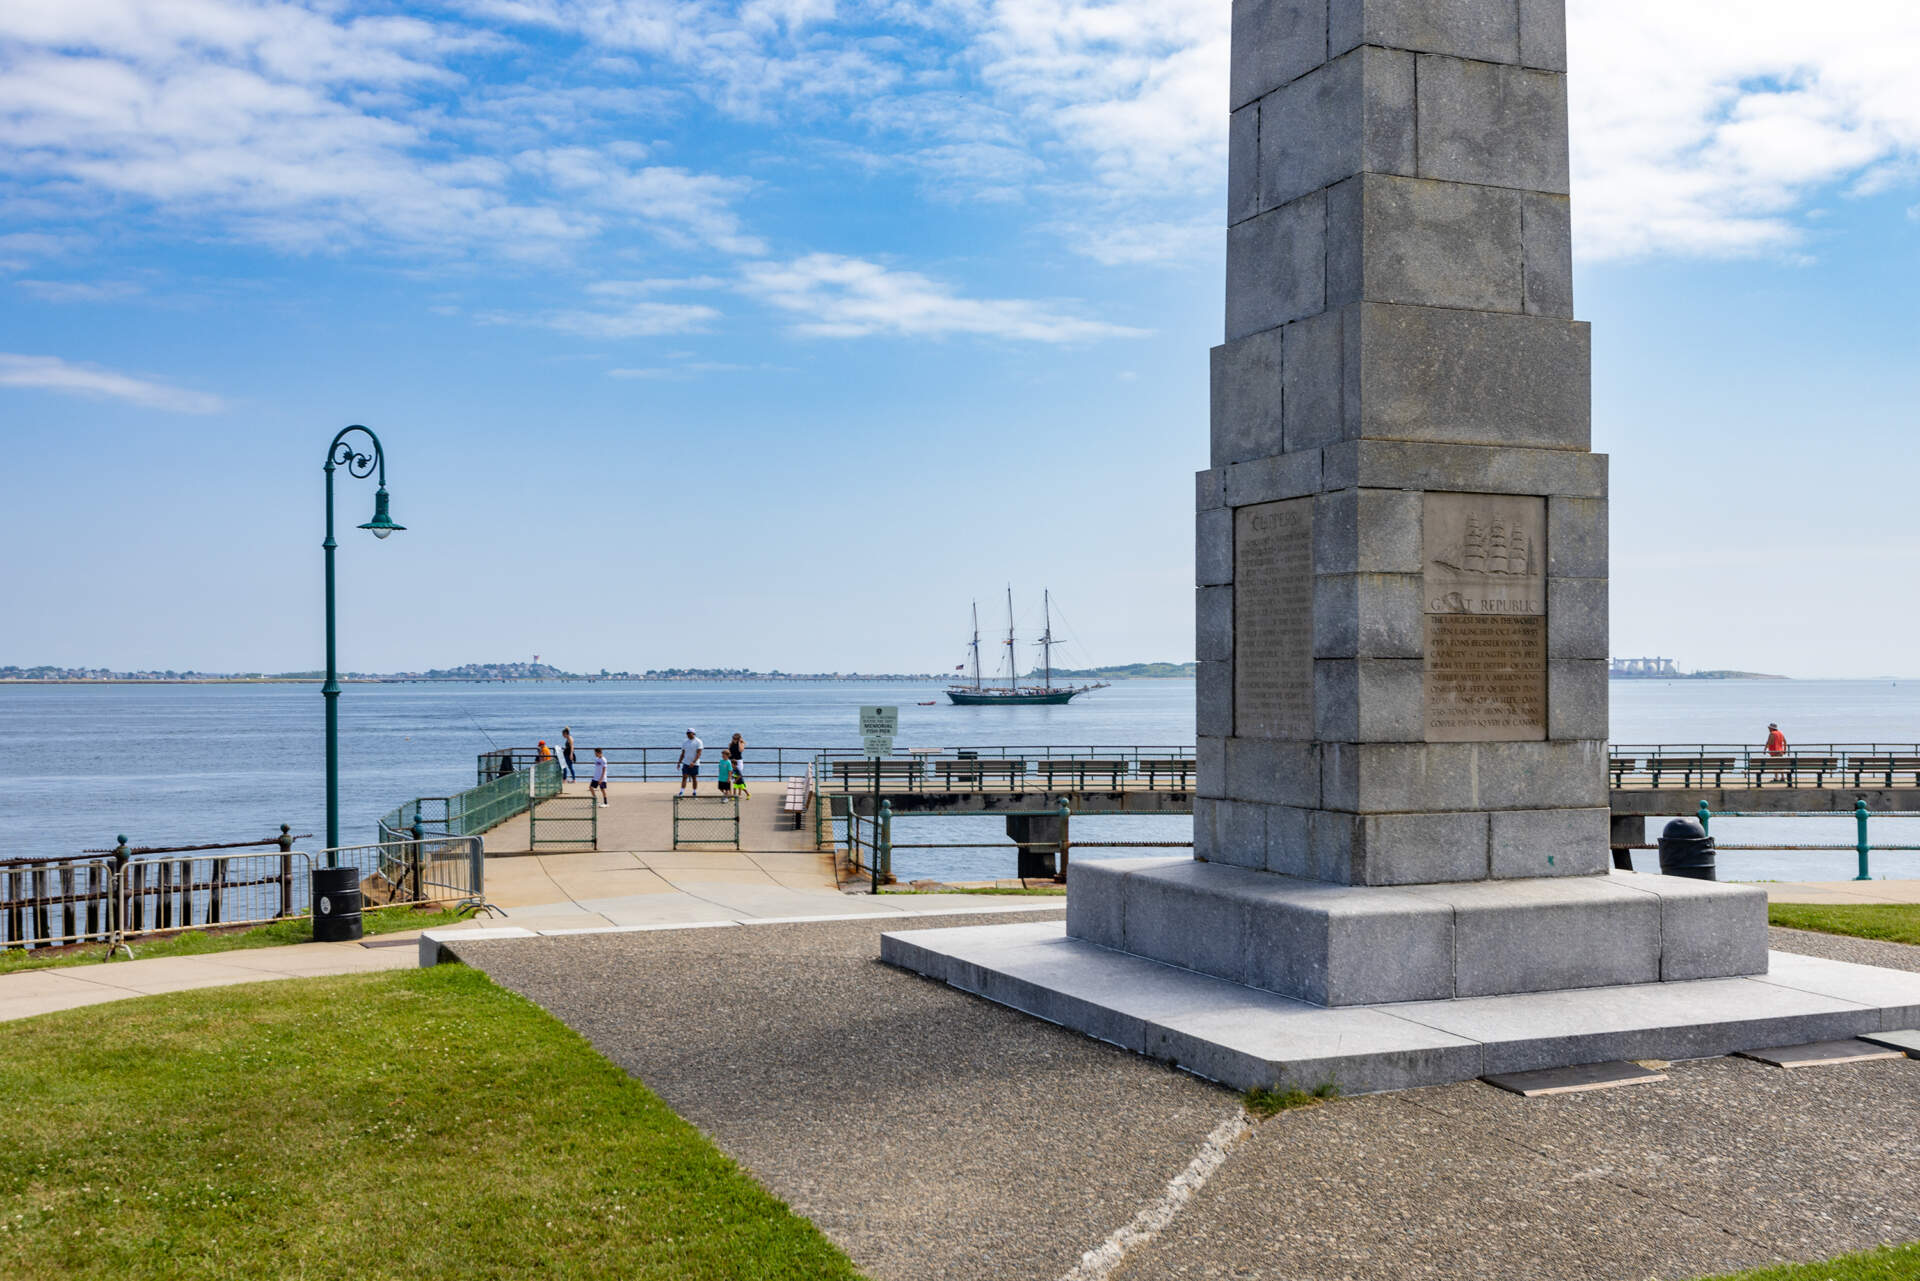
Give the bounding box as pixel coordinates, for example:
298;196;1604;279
1234;498;1314;740
1424;493;1547;742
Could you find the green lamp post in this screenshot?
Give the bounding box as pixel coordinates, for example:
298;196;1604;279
321;425;404;861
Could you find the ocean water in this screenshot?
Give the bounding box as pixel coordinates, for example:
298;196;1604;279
3;677;1918;883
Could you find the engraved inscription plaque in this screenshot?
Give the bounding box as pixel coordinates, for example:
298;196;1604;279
1234;499;1313;740
1425;614;1548;741
1424;493;1547;741
1424;493;1546;617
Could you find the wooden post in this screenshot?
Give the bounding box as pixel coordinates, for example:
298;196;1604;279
210;856;228;925
31;866;50;945
60;864;76;942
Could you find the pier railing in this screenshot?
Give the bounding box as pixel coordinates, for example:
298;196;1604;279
384;760;562;844
1610;744;1920;790
812;746;1198;795
478;745;1201;792
481;746;828;783
1;836;490;953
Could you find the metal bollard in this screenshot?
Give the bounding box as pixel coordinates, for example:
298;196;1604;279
1658;818;1717;881
1855;798;1872;881
1696;799;1712;837
1058;800;1072;884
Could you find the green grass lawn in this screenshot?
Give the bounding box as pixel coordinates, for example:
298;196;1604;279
0;904;477;976
1704;1241;1920;1279
1768;902;1920;946
0;965;864;1281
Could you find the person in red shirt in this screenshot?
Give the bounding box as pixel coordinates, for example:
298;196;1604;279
1759;723;1788;782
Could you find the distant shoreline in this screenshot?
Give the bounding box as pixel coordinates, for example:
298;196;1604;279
0;676;945;686
1609;672;1791;681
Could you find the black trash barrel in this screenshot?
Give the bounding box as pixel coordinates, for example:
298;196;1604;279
1657;818;1717;881
311;864;364;941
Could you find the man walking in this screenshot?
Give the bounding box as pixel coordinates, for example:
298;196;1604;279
590;748;610;807
1760;722;1789;783
677;728;704;796
561;727;578;782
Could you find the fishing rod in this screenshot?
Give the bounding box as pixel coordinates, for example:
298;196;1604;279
458;705;500;749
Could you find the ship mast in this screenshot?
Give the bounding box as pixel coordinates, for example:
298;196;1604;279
969;601;982;691
1040;589;1055;691
1005;586;1017;692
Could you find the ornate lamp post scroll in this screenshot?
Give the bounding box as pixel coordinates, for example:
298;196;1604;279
321;425;404;862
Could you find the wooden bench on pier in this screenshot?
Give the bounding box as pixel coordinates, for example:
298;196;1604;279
783;774;812;829
1035;759;1129;789
829;759;924;790
1608;756;1639;787
1845;755;1920;788
934;758;1025;789
1746;754;1838;786
1139;758;1196;789
1646;756;1736;787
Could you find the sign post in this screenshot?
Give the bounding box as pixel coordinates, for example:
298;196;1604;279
858;707;899;880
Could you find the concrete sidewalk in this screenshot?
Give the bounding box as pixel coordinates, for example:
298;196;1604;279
0;936;416;1023
1763;878;1920;904
0;872;1063;1024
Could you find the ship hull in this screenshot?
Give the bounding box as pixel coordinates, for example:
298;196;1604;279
945;688;1085;706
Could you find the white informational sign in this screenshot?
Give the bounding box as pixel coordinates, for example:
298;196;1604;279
859;705;900;736
863;733;893;759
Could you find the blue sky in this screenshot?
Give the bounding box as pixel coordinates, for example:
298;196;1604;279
1;1;1917;678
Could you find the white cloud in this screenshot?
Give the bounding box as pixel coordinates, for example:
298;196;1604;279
1568;0;1920;260
517;149;766;254
741;252;1147;341
607;360;750;378
15;279;142;302
0;0;751;260
0;352;225;413
486;298;722;337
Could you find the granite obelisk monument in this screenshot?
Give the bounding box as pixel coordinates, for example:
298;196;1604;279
884;0;1920;1092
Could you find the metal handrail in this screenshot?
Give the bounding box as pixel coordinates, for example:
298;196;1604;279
381;761;561;845
1;857;119;950
119;848;312;939
1681;799;1920;882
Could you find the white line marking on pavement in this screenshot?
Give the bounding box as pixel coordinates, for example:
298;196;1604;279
1058;1109;1251;1281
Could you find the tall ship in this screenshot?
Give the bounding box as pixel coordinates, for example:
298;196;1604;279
946;590;1110;706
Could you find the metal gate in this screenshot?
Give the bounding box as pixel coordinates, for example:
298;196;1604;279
672;795;739;849
529;795;599;850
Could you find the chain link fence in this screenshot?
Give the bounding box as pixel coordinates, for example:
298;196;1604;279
673;795;740;849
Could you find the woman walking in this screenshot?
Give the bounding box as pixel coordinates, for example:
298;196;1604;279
727;733;750;799
561;727;578;782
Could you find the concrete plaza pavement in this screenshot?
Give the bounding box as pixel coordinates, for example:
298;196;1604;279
449;916;1920;1281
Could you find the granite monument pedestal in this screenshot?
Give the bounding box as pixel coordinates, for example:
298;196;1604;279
881;0;1920;1092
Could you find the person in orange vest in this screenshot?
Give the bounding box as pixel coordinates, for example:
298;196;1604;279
1759;723;1788;783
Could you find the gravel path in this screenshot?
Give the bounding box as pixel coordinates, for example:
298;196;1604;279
451;917;1920;1281
451;912;1235;1281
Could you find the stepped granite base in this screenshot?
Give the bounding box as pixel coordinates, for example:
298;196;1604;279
881;921;1920;1094
1067;859;1767;1007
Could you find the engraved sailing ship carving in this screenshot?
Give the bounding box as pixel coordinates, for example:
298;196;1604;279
1433;514;1536;579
